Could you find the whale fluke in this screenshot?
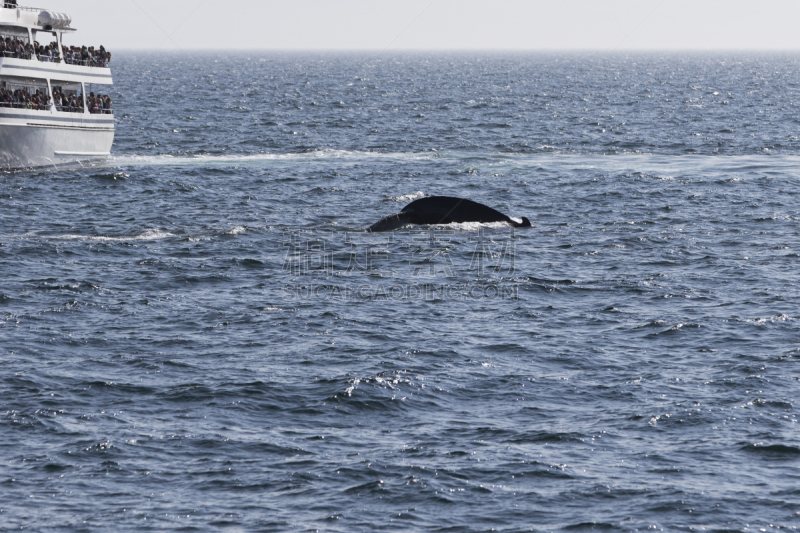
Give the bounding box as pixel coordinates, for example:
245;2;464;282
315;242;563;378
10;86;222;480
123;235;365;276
368;196;531;232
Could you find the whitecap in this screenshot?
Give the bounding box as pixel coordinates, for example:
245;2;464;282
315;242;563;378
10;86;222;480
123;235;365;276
391;191;425;202
49;229;175;242
440;221;513;232
105;149;443;168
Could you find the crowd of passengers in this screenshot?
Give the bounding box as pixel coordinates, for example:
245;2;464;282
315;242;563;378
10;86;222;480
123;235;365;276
0;36;111;67
0;87;50;110
0;86;112;113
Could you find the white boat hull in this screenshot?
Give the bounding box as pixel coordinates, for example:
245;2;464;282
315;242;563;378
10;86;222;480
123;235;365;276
0;111;114;168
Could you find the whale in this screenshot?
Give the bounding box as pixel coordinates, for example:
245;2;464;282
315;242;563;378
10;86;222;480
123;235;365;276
367;196;532;232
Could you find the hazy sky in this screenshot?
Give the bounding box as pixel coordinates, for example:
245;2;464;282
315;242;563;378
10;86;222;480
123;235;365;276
44;0;800;51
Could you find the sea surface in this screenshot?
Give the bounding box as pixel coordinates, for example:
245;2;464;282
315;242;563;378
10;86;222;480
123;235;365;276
2;52;800;532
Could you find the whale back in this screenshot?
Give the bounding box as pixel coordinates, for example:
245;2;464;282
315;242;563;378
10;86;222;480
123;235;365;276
367;212;413;233
401;196;511;225
367;196;531;232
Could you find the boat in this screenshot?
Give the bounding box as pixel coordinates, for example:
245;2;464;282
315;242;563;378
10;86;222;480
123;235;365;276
0;2;113;169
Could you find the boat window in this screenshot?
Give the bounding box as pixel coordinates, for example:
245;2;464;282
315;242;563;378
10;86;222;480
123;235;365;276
0;26;29;43
51;80;81;99
50;79;85;113
32;30;57;43
31;29;59;63
0;75;50;110
59;33;110;68
0;75;48;94
0;26;30;59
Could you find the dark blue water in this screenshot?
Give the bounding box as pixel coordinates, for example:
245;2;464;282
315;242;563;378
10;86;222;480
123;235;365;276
2;52;800;532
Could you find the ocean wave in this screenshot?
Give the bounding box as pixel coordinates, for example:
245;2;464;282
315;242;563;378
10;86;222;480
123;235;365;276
389;191;425;202
98;152;800;176
443;221;516;232
46;229;175;242
105;149;444;168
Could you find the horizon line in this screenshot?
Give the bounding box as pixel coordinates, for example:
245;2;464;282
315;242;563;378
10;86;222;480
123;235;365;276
108;47;800;53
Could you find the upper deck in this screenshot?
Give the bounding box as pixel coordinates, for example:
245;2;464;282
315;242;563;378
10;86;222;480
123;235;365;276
0;3;112;85
0;3;50;26
0;56;112;84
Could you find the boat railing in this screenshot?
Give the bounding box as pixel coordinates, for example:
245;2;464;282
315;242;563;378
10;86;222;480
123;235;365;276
54;107;113;115
2;4;44;10
41;55;110;68
0;102;113;114
1;4;46;11
0;102;50;110
60;57;110;68
2;50;32;60
62;107;113;115
36;54;60;63
0;51;110;68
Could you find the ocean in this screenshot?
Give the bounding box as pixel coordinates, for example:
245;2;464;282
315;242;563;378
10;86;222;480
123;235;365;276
1;51;799;531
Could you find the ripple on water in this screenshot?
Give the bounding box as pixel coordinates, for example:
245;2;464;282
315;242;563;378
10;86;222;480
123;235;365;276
2;52;800;532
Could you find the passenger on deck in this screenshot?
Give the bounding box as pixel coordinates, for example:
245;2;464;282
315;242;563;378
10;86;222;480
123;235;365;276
0;84;103;113
0;37;30;59
1;33;111;66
